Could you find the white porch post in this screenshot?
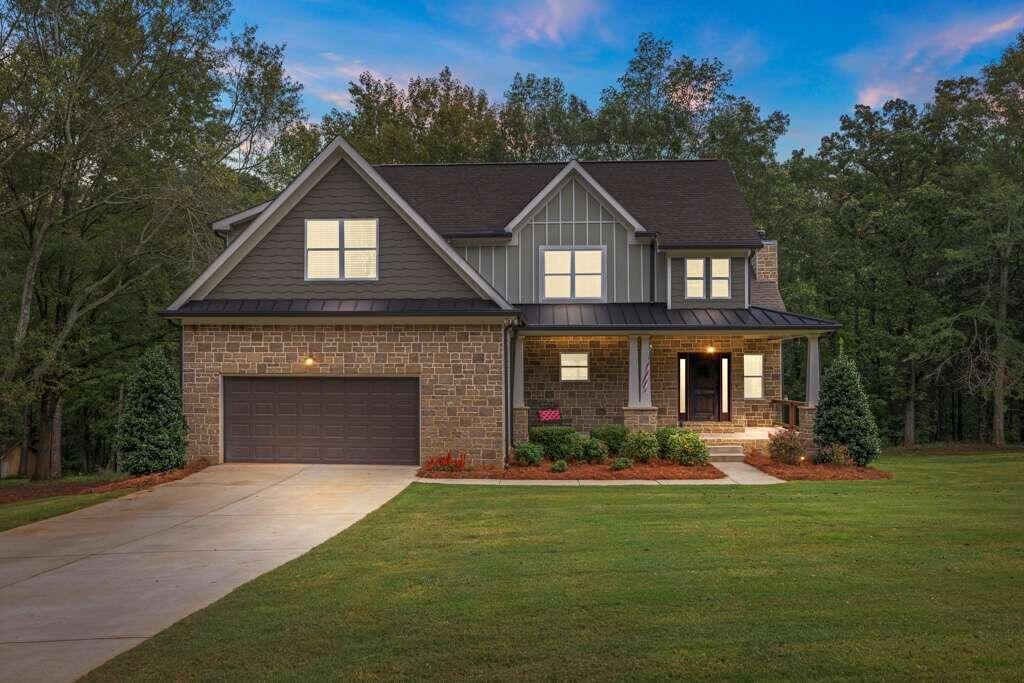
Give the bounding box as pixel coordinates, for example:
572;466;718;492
639;335;652;407
806;334;821;407
512;334;525;408
627;334;640;407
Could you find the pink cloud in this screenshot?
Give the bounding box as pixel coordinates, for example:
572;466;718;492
496;0;607;47
837;9;1024;106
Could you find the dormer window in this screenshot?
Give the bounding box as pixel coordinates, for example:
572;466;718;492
684;257;731;300
305;218;378;280
541;247;605;301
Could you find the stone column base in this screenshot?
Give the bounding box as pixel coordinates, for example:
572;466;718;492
512;406;531;445
622;406;659;432
799;405;817;455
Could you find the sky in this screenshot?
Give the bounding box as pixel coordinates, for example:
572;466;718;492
231;0;1024;157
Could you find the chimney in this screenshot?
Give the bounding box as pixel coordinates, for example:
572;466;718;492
755;241;778;282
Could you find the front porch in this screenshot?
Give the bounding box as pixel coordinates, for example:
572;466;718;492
510;332;823;450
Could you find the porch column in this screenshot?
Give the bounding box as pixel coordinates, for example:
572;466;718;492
806;334;821;407
639;335;652;407
627;335;640;406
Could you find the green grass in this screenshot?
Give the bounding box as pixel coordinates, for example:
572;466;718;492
0;470;126;489
0;490;132;532
85;453;1024;681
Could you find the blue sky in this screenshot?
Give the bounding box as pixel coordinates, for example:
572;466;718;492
232;0;1024;157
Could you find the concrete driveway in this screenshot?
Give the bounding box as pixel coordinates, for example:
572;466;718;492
0;463;416;682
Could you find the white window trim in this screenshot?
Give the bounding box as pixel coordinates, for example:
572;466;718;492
744;353;764;400
684;257;706;300
710;258;731;300
560;352;589;381
304;218;379;282
539;245;607;302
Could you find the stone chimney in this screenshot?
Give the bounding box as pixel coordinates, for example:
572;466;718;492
755;240;778;282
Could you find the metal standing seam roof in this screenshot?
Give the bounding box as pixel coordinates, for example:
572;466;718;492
518;303;839;330
162;298;509;317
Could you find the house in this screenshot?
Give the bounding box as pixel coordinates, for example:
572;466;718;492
164;137;838;467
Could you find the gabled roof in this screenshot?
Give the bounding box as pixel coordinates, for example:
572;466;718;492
169;137;513;312
376;159;762;247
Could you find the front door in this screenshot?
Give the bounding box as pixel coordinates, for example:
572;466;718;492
678;352;731;423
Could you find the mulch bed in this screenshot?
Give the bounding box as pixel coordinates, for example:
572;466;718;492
0;460;209;504
418;459;725;480
744;453;892;481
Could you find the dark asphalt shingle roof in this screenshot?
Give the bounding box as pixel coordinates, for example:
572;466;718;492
375;160;762;246
518;304;839;331
163;298;507;317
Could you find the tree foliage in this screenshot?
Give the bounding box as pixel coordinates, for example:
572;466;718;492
814;354;882;466
115;347;187;475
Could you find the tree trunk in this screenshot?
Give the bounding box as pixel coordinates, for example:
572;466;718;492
32;394;63;481
903;363;916;448
992;256;1008;447
18;405;31;476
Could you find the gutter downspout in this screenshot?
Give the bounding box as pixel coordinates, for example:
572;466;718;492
649;239;658;302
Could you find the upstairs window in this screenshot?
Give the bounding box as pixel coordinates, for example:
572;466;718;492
685;258;705;298
542;247;604;300
305;219;378;280
710;258;731;298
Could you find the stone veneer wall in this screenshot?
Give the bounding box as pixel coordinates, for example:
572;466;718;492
650;336;782;428
183;324;506;466
755;242;779;281
522;336;629;433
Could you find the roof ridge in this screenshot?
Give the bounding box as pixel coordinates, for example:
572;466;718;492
374;158;728;168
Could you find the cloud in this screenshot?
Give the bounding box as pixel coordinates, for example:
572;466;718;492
837;8;1024;106
288;53;397;111
694;25;769;73
495;0;607;47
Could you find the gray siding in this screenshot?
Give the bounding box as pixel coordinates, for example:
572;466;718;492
458;177;652;303
210;159;479;300
669;256;746;309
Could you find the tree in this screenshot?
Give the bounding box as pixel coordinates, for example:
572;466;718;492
115;347;186;475
814;353;882;466
500;73;594;161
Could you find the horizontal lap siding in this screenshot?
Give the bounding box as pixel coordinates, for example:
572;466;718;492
669;256;746;309
210;159;479;299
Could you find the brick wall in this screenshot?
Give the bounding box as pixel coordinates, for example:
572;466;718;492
183;323;506;466
523;336;629;433
755;241;778;281
650;336;782;428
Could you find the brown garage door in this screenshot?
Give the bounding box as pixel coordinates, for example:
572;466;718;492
223;377;419;464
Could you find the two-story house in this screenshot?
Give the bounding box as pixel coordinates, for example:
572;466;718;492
165;137;838;466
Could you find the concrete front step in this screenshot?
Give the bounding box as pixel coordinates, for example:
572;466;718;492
708;445;745;462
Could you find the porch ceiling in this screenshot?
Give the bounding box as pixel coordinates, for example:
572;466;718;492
518;303;840;333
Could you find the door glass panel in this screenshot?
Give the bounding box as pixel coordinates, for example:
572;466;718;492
678;358;686;414
721;357;729;413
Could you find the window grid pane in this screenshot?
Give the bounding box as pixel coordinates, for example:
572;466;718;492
744;377;763;399
686;279;705;298
545;274;571;299
574;250;602;274
306;220;339;249
344;249;377;279
544;250;572;274
686;258;704;277
574;274;602;298
343;219;377;248
711;278;730;298
711;258;730;277
306;250;340;279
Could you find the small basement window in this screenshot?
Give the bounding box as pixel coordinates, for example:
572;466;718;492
560;352;589;381
744;353;764;399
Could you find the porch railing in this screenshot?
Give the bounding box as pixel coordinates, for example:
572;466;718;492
772;399;803;429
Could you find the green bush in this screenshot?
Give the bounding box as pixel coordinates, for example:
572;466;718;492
550;459;568;473
582;437;609;464
115;347;187;476
529;426;585;461
655;427;683;456
620;431;659;463
813;353;882;467
590;424;629;454
611;457;633;470
813;444;853;466
514;442;544;466
665;431;710;466
768;427;806;465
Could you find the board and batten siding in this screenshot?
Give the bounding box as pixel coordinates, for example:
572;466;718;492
669;256;746;309
457;178;660;304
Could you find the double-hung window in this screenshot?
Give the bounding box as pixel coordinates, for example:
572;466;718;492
560;353;589;381
542;247;604;300
305;218;378;280
744;353;764;399
710;258;730;298
685;258;705;298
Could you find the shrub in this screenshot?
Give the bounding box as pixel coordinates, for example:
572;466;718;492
115;347;187;476
813;353;882;467
529;426;585;461
514;442;544;466
590;424;629;454
582;437;609;464
620;431;659;463
814;444;853;466
421;452;467;472
655;427;683;455
768;427;806;465
550;459;568;473
611;457;633;470
665;431;710;466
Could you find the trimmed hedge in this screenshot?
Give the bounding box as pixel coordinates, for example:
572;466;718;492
620;431;659;463
768;427;805;465
590;424;629;454
550;459;568;473
655;427;684;456
813;353;882;467
529;426;585;461
665;430;710;466
611;457;633;470
514;442;545;466
582;437;609;464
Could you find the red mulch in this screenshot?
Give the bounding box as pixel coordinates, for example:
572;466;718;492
418;459;725;480
0;460;209;504
744;453;891;481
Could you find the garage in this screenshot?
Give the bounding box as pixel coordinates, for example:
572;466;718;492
223;377;419;464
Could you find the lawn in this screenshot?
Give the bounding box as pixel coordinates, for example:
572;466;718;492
85;452;1024;681
0;490;132;532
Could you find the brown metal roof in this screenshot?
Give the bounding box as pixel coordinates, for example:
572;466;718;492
163;298;508;317
518;304;839;331
375;160;762;247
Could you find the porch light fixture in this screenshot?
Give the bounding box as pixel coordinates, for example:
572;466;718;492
302;356;316;367
706;345;716;354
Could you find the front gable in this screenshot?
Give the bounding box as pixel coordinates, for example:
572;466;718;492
209;158;480;300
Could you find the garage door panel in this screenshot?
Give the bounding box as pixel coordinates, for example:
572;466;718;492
224;377;419;465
